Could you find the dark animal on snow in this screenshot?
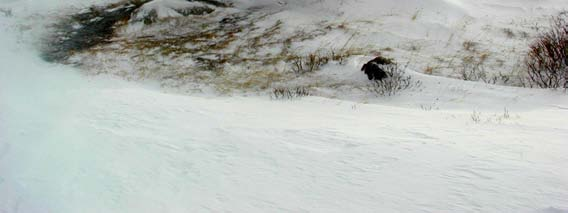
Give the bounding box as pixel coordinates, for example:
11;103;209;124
361;57;393;81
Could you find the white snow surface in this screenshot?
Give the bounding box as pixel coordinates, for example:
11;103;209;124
1;0;568;212
133;0;209;20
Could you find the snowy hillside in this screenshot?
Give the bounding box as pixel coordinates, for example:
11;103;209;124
1;0;568;212
40;0;568;94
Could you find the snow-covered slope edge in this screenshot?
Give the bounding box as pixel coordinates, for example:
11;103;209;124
51;0;568;96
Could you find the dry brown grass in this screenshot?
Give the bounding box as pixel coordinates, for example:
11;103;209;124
462;40;478;52
424;66;435;75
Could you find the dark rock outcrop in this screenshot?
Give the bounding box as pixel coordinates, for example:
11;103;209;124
42;2;141;62
42;0;232;63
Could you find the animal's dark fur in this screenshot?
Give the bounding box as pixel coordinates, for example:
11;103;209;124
361;56;393;81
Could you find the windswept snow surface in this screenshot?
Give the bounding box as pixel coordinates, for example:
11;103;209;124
1;0;568;213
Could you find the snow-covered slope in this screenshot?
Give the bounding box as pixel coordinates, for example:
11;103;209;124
56;0;568;95
1;0;568;213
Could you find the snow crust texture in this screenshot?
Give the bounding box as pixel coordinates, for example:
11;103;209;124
1;0;568;213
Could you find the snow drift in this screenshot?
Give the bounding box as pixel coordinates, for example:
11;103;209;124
1;0;568;212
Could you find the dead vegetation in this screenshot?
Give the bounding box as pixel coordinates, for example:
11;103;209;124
113;14;335;76
525;11;568;89
290;48;363;75
367;61;422;96
290;53;330;74
271;87;311;100
442;40;522;86
462;40;478;52
502;28;515;38
459;53;489;81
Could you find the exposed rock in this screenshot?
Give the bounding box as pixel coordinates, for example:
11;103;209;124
42;0;231;63
42;2;141;62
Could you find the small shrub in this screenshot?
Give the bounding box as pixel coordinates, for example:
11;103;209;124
471;110;481;123
409;44;422;52
484;71;513;85
503;107;510;119
525;12;568;89
411;9;422;21
290;48;360;74
271;87;311;100
420;104;438;111
462;40;478;52
368;62;422;96
503;28;515;38
329;49;352;65
290;53;330;75
424;66;435;75
459;53;490;82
